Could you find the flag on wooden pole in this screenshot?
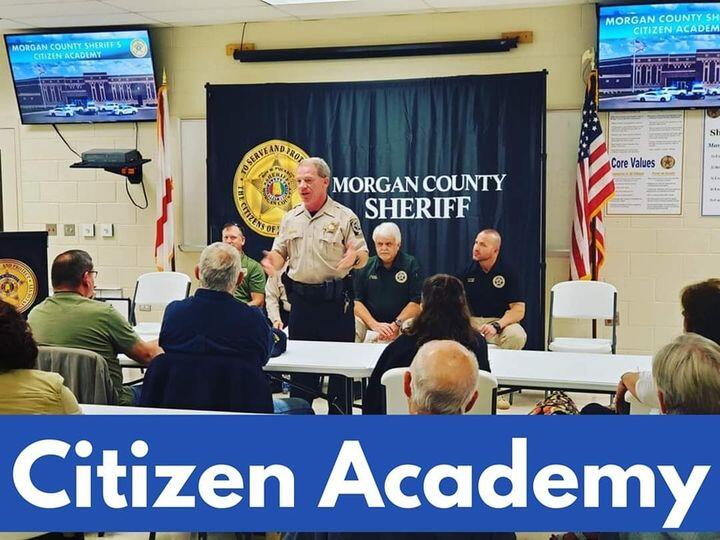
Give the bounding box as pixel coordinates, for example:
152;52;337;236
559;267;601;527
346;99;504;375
571;71;615;281
155;70;175;271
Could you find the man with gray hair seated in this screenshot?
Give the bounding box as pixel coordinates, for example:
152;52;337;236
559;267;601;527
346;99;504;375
654;333;720;415
608;334;720;540
403;340;479;415
614;278;720;413
354;222;423;342
154;242;313;414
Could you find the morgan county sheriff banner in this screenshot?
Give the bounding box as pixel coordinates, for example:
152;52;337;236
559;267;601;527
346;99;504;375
206;73;546;349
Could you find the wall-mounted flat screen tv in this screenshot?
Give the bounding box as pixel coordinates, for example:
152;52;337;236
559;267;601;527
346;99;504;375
4;28;157;124
598;2;720;111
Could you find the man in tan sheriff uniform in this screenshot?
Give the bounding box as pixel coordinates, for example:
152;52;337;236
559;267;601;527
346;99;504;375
262;157;368;414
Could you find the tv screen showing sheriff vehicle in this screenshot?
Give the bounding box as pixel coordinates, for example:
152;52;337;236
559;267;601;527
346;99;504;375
4;28;157;124
598;2;720;110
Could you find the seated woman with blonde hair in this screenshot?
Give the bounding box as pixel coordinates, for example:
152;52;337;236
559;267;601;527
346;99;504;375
0;299;80;414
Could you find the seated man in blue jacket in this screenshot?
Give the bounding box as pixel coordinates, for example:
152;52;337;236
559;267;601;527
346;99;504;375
143;242;312;414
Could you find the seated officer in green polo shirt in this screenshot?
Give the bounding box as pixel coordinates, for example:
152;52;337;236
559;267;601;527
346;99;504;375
28;250;162;406
222;222;266;307
354;222;423;342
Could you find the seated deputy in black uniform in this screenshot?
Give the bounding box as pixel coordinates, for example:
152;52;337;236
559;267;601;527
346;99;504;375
460;229;527;350
354;222;422;343
362;274;490;414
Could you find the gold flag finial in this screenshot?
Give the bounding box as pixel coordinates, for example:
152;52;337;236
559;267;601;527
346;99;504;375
581;48;595;86
162;69;167;86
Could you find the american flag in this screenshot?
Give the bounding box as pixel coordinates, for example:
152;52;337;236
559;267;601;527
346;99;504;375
155;75;175;271
571;72;615;280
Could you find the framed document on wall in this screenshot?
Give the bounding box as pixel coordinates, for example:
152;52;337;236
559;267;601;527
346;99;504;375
607;110;684;215
702;109;720;216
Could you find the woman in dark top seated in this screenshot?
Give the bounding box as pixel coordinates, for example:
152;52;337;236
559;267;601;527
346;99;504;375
362;274;490;414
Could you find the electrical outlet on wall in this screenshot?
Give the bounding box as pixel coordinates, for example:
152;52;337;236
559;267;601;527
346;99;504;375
100;224;114;238
63;224;76;236
45;224;57;236
81;224;95;237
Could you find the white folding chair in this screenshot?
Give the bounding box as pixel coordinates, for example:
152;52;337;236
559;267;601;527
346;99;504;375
130;271;191;325
380;367;498;414
547;280;618;354
624;391;654;415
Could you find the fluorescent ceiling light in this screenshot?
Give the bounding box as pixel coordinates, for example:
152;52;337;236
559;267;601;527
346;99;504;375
263;0;354;5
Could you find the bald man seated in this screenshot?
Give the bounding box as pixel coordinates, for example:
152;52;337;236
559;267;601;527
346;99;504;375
403;340;480;415
460;229;526;350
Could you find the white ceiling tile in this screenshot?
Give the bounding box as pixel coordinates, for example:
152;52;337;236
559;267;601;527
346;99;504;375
279;0;432;18
263;0;356;4
0;0;591;28
425;0;586;8
105;0;264;11
0;18;35;30
0;1;124;18
142;6;295;24
12;12;166;28
0;0;68;5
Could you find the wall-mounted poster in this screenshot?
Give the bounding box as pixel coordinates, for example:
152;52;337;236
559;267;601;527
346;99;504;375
702;109;720;216
607;110;684;215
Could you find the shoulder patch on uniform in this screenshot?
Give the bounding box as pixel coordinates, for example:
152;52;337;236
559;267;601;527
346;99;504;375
350;217;362;235
493;275;506;288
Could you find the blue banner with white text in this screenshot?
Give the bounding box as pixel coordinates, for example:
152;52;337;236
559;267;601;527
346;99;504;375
1;415;719;532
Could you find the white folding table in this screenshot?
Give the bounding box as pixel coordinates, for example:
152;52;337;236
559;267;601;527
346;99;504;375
81;404;245;414
263;341;386;413
121;329;653;410
120;332;385;413
489;348;652;394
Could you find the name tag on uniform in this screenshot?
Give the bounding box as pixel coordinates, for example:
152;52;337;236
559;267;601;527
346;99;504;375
467;277;476;283
369;275;378;280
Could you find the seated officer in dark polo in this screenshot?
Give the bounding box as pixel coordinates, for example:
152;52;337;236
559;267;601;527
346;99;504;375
460;229;526;350
354;222;422;342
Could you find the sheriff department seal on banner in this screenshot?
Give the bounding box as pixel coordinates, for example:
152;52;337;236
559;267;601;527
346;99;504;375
233;140;309;237
0;259;38;313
